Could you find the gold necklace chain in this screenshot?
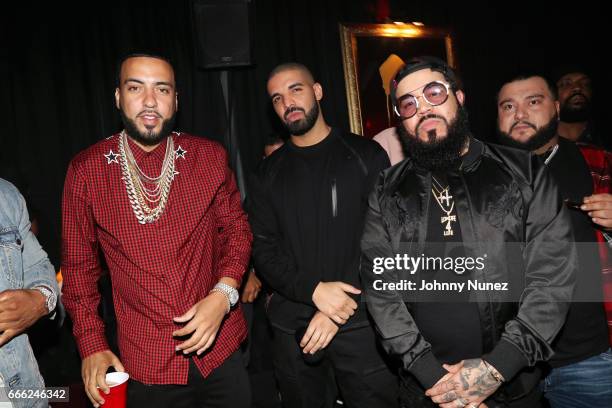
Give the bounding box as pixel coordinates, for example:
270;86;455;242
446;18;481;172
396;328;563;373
118;131;176;224
431;176;453;212
431;188;455;215
431;175;447;193
430;174;456;236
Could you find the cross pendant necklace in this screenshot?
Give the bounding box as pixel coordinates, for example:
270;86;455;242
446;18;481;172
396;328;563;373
431;176;456;236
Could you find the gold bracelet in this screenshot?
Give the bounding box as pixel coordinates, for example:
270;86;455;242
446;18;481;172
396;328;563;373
482;360;504;384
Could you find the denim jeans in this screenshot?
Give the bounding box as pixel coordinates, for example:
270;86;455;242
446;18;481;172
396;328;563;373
542;348;612;407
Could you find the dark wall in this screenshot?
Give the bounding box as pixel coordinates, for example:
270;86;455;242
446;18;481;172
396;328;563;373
0;1;606;266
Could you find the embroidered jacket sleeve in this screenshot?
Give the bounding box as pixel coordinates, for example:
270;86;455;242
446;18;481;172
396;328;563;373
360;176;448;389
485;158;576;381
61;161;109;358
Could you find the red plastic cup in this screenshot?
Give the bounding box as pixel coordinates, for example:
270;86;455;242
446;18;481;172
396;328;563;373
101;372;129;407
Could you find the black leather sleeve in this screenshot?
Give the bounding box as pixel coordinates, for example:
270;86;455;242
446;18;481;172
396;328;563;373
360;177;447;388
486;156;576;380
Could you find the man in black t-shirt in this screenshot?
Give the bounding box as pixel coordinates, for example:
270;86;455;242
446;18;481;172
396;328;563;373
496;73;612;407
248;63;399;408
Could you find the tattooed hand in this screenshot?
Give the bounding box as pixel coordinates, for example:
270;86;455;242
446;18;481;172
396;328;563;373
425;359;501;408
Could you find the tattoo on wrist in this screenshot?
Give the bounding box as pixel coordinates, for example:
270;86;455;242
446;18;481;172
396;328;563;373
459;358;500;397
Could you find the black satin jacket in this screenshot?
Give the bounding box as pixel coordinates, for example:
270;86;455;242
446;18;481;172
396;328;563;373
360;137;576;399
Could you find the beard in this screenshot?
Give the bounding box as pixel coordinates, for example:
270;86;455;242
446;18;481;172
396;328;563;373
120;109;176;146
283;103;319;136
559;93;591;123
397;105;471;171
496;116;558;151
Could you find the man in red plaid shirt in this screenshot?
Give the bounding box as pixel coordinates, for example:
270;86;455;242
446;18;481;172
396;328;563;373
554;67;612;346
61;53;252;408
579;144;612;347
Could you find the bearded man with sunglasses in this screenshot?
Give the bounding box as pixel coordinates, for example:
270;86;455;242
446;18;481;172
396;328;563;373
360;57;576;408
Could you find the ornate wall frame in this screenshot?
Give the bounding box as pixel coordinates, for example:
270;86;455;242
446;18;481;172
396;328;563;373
339;23;455;137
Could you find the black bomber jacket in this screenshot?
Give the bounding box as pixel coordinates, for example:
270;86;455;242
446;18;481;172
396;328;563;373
360;137;576;400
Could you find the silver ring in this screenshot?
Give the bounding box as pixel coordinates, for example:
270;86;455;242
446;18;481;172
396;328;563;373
455;399;467;408
469;404;478;408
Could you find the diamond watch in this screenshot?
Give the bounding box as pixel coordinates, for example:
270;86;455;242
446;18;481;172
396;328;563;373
33;286;57;314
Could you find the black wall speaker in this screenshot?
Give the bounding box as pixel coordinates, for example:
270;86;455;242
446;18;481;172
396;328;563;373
191;0;253;69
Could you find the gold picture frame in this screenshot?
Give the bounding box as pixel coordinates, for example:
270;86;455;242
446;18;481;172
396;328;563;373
339;23;455;137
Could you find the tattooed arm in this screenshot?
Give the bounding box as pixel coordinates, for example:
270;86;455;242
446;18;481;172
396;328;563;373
425;358;502;408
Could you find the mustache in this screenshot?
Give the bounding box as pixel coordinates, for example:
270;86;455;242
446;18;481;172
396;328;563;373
137;110;162;118
510;121;537;132
416;114;447;130
568;91;588;101
284;106;305;120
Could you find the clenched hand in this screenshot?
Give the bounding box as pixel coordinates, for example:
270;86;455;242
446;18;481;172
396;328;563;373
241;269;262;303
426;359;500;408
82;350;125;407
0;289;48;347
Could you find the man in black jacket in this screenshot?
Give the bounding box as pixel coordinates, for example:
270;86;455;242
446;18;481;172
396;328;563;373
248;63;399;408
360;57;576;408
496;73;612;407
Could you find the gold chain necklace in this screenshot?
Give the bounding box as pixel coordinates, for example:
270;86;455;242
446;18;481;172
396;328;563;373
431;175;456;237
118;131;176;224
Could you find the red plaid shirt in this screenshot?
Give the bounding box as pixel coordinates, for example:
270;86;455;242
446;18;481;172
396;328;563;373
579;142;612;346
61;132;252;384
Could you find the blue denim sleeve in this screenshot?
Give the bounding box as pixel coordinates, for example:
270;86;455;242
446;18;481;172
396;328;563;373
2;179;59;308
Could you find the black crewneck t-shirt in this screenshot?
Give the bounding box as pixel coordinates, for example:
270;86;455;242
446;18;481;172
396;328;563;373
412;172;483;364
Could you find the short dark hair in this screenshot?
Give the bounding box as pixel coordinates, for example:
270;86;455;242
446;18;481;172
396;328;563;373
115;52;174;87
550;63;591;86
391;56;461;107
497;73;558;102
267;62;315;84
